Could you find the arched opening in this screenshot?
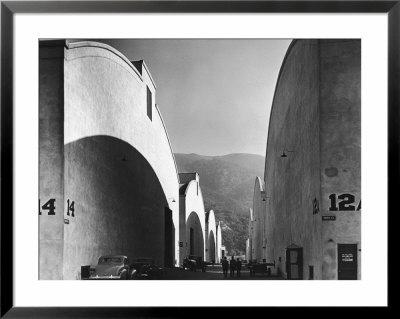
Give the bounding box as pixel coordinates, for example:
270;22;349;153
208;230;216;263
63;135;173;278
186;211;204;259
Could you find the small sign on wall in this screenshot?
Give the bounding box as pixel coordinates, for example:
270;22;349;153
322;215;336;221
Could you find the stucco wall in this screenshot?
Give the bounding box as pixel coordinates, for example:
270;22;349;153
39;40;180;279
62;41;180;278
264;40;322;279
63;136;170;279
247;208;253;261
262;39;360;280
206;210;217;262
39;43;65;280
216;221;222;263
319;40;361;279
252;177;266;262
183;180;206;261
245;238;250;262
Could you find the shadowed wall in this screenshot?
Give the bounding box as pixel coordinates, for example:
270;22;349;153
262;39;360;280
39;42;65;280
63;135;170;279
39;40;179;279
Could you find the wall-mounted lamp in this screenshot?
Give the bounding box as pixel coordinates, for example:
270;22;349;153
281;148;295;158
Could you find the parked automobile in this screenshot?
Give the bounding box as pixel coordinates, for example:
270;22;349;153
89;255;136;280
130;257;163;280
183;255;206;272
247;260;275;277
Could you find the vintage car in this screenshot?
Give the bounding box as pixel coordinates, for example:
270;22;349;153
130;257;163;280
182;255;206;272
247;260;275;277
89;255;136;280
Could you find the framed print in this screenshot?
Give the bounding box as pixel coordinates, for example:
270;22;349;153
1;0;396;316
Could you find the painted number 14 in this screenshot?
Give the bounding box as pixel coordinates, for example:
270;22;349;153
38;198;75;216
66;199;75;217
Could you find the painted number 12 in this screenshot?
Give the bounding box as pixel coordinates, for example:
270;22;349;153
329;193;361;212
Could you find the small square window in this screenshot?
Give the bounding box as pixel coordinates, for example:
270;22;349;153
147;86;152;120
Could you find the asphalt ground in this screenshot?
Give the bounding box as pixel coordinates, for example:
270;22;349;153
161;264;283;280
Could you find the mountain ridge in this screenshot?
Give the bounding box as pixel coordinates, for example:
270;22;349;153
174;152;265;255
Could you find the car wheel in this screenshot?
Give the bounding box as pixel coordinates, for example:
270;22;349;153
120;270;128;280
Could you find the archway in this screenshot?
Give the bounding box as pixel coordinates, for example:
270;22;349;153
208;230;216;263
63;135;172;278
186;211;205;259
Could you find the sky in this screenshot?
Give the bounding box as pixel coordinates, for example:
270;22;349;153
95;39;291;156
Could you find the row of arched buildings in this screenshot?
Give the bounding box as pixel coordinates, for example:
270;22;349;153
39;40;223;279
247;39;361;280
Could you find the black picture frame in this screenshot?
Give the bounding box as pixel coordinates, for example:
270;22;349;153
1;0;395;317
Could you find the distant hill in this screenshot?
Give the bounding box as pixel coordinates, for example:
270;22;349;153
174;153;265;255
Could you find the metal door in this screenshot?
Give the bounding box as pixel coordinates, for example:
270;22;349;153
338;244;358;280
286;248;303;280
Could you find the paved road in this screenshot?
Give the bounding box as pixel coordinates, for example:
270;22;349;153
161;265;283;280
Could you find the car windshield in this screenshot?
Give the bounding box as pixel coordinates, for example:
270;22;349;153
98;257;123;264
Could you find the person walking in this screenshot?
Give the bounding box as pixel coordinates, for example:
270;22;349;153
229;256;236;278
236;258;242;278
222;257;229;278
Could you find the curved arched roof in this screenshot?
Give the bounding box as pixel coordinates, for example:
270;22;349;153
264;39;297;177
65;40;180;186
66;40;143;80
206;210;216;228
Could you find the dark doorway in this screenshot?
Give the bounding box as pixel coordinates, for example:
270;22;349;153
190;227;194;255
164;207;173;268
208;231;215;263
286;246;303;280
338;244;358;280
309;265;314;280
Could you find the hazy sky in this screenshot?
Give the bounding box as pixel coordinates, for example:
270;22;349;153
95;39;291;156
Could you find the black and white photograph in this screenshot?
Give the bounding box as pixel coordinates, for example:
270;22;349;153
39;38;361;281
2;1;395;313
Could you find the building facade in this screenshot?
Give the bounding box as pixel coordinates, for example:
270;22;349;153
178;173;206;265
39;40;180;279
216;221;223;263
178;173;222;266
253;39;361;280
